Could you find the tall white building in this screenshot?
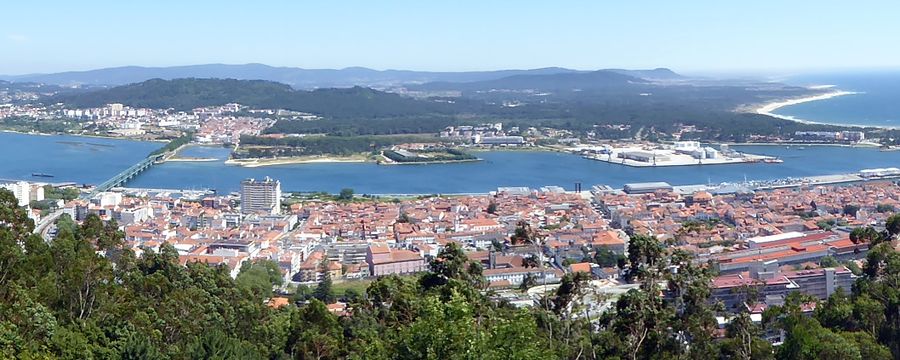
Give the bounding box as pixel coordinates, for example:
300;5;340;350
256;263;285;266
240;177;282;215
1;181;42;207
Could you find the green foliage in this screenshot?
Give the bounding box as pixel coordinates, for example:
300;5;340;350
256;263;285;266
46;77;870;142
0;116;81;134
6;185;900;359
778;317;861;360
149;132;192;156
314;273;337;304
486;202;497;215
886;213;900;236
338;188;355;201
819;255;840;268
593;248;624;268
235;134;446;158
54;78;453;118
236;259;283;299
843;204;861;216
850;226;886;245
43;185;81;201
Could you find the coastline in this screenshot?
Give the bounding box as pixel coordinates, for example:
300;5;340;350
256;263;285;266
165;157;220;162
752;90;886;128
379;158;482;166
225;156;370;168
755;90;857;121
0;129;169;143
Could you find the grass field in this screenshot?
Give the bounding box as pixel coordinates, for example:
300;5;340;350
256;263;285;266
331;279;374;296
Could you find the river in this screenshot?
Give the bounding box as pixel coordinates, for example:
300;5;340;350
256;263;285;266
2;132;899;194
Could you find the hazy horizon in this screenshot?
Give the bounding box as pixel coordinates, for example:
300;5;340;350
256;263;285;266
2;1;899;75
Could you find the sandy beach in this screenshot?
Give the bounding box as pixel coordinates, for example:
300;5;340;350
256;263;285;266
165;157;220;162
225;157;369;168
755;90;858;124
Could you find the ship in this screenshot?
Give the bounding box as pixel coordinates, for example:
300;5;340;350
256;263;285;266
31;173;55;178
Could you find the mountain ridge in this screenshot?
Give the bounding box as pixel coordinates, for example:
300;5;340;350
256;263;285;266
48;78;452;117
1;63;683;89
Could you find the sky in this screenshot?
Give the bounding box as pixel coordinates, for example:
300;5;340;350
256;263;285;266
1;1;899;75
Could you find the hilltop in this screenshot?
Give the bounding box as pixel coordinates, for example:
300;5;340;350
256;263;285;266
41;76;849;142
3;64;587;89
2;63;688;89
49;78;452;118
410;70;648;92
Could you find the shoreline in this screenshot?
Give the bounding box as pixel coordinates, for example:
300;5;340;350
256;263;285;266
225;156;370;168
751;90;897;129
379;158;482;166
0;129;169;143
165;157;220;162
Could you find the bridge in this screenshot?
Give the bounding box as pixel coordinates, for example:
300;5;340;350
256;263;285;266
89;153;165;196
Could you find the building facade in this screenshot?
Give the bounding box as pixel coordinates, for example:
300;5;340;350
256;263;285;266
240;177;282;215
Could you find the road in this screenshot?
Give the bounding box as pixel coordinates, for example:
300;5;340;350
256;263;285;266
34;209;64;241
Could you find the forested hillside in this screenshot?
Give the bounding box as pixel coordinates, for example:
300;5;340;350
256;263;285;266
50;78;453;117
3;189;900;359
46;78;861;142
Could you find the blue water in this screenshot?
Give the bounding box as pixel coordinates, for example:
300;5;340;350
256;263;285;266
1;133;898;194
5;72;900;196
123;144;900;194
775;71;900;127
0;132;161;184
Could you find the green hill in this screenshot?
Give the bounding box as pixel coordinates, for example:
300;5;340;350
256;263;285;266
50;78;450;118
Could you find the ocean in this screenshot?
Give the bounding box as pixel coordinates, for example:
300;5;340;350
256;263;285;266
774;71;900;127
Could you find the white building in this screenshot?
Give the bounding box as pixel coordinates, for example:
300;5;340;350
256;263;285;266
1;181;42;207
240;177;282;215
674;141;701;151
96;192;123;207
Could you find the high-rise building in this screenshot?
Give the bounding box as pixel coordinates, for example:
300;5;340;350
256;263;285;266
1;181;35;207
240;177;281;215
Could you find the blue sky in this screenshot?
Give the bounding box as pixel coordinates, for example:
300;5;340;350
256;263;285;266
1;1;898;75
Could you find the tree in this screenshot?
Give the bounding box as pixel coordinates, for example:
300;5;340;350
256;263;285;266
287;299;344;359
338;188;354;201
850;226;885;245
594;248;623;268
843;204;861;216
886;213;900;237
343;288;363;303
291;284;313;304
720;312;774;360
486;202;498;214
236;259;284;299
815;287;853;331
778;317;861;360
490;239;504;253
520;273;538;291
819;255;840;268
396;212;411;223
420;242;484;292
314;272;336;304
510;220;537;245
841;331;892;360
549;272;590;315
624;234;664;283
